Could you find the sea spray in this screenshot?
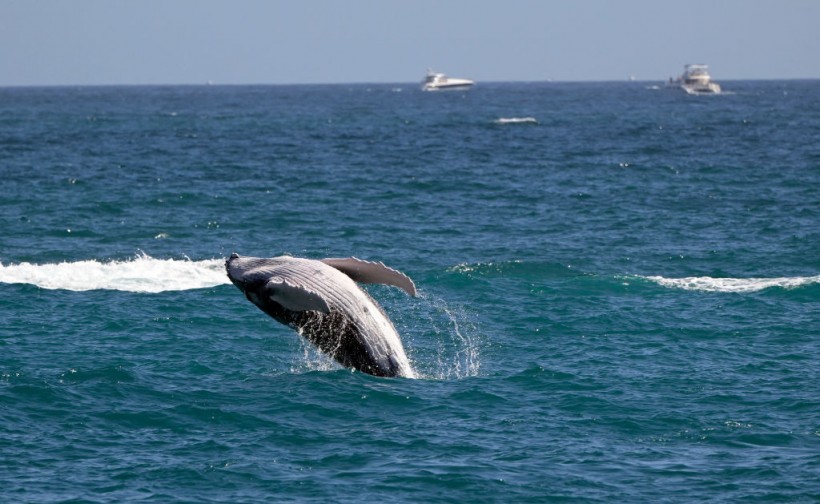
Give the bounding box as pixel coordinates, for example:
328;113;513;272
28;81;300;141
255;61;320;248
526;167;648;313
405;290;482;380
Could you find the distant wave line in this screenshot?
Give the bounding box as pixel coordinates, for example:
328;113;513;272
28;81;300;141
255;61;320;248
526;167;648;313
0;255;230;293
494;117;538;124
640;275;820;293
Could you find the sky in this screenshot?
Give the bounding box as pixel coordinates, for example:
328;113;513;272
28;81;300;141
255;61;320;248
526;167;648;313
2;0;819;86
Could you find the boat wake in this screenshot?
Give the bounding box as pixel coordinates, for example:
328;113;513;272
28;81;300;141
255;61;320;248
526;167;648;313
640;275;820;293
0;254;230;293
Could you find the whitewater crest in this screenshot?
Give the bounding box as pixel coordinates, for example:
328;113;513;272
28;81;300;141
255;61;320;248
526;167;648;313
494;117;538;124
642;275;820;293
0;254;230;293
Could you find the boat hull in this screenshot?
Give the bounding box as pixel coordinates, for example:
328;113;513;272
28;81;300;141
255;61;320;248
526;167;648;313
422;82;474;91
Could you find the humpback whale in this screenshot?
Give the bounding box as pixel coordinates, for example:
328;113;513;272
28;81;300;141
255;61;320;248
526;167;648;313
225;254;417;378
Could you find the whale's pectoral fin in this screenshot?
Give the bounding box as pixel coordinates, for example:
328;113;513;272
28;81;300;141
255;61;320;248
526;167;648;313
321;257;417;297
264;277;331;313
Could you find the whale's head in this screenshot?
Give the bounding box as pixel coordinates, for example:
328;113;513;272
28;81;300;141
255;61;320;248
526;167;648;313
225;253;246;291
225;253;276;293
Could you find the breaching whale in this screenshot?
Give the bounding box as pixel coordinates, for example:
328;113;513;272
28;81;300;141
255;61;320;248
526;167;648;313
225;254;417;378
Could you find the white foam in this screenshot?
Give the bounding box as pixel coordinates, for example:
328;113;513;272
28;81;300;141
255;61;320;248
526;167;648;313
0;254;231;293
494;117;538;124
642;275;820;293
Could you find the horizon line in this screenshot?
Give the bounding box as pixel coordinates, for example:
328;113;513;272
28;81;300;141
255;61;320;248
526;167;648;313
3;76;819;89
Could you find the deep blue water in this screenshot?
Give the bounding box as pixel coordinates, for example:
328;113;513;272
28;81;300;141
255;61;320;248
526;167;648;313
1;81;819;502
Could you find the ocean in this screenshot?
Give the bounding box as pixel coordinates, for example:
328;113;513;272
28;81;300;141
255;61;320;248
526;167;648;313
1;80;818;502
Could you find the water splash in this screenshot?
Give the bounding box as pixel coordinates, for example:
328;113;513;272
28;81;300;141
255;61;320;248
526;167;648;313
0;254;230;293
408;291;481;380
291;338;341;375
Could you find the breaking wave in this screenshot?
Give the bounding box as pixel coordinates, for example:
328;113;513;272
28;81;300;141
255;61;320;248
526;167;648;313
641;275;820;293
0;254;230;293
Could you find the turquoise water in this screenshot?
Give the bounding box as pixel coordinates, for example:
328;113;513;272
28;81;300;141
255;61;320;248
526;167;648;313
1;81;818;502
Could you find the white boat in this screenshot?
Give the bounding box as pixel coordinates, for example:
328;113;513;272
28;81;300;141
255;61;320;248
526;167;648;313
667;64;722;94
421;69;474;91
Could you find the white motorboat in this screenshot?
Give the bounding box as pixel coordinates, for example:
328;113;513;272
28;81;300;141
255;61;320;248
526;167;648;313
421;69;474;91
667;64;722;94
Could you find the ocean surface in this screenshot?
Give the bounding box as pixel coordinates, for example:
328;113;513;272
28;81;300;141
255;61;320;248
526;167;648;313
1;80;818;502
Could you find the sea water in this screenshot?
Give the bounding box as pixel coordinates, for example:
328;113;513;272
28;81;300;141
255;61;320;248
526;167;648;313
1;81;818;502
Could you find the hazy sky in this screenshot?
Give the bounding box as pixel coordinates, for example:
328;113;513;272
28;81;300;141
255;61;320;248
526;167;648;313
2;0;819;86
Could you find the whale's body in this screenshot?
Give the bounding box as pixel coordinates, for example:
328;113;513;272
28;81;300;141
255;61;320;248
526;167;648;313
226;254;416;378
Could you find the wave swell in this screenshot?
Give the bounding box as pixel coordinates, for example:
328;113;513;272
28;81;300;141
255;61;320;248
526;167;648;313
641;275;820;293
0;255;230;293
